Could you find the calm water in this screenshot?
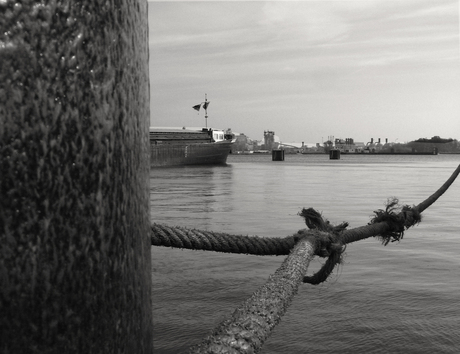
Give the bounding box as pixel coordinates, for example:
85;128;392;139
151;154;460;353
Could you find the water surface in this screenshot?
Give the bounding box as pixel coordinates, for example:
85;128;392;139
151;154;460;353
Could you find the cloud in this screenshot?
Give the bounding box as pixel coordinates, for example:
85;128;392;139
260;2;351;44
148;1;460;142
388;1;457;20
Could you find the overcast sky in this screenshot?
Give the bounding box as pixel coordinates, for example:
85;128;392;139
148;1;459;144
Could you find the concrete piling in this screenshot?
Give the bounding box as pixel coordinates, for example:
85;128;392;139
0;1;152;352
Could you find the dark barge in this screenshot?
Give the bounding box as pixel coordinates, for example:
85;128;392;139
150;127;234;167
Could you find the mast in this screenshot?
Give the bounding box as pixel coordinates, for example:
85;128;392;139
204;93;208;129
192;94;210;129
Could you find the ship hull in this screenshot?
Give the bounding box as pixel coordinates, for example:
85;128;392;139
150;140;233;167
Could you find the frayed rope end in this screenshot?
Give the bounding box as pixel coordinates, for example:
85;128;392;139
369;198;422;246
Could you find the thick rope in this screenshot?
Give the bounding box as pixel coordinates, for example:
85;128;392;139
188;231;318;354
416;163;460;213
151;224;300;256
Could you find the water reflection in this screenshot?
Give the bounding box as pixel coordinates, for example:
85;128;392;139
150;165;234;229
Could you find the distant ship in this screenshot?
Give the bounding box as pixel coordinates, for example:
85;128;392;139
150;127;234;167
150;94;234;167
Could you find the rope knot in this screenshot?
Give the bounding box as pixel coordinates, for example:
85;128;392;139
298;208;348;285
298;208;347;257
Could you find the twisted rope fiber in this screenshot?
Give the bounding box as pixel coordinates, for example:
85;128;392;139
151;224;301;256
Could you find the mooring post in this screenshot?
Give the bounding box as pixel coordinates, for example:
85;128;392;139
272;149;285;161
0;1;152;353
329;149;341;159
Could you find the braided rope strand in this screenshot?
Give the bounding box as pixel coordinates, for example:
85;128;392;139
151;224;298;256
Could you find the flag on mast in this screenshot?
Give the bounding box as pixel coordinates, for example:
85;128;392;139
192;104;201;111
202;101;210;110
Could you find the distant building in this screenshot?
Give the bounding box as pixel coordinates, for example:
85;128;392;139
333;138;365;153
263;130;280;151
263;130;275;151
231;133;261;153
364;138;385;153
331;137;398;153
